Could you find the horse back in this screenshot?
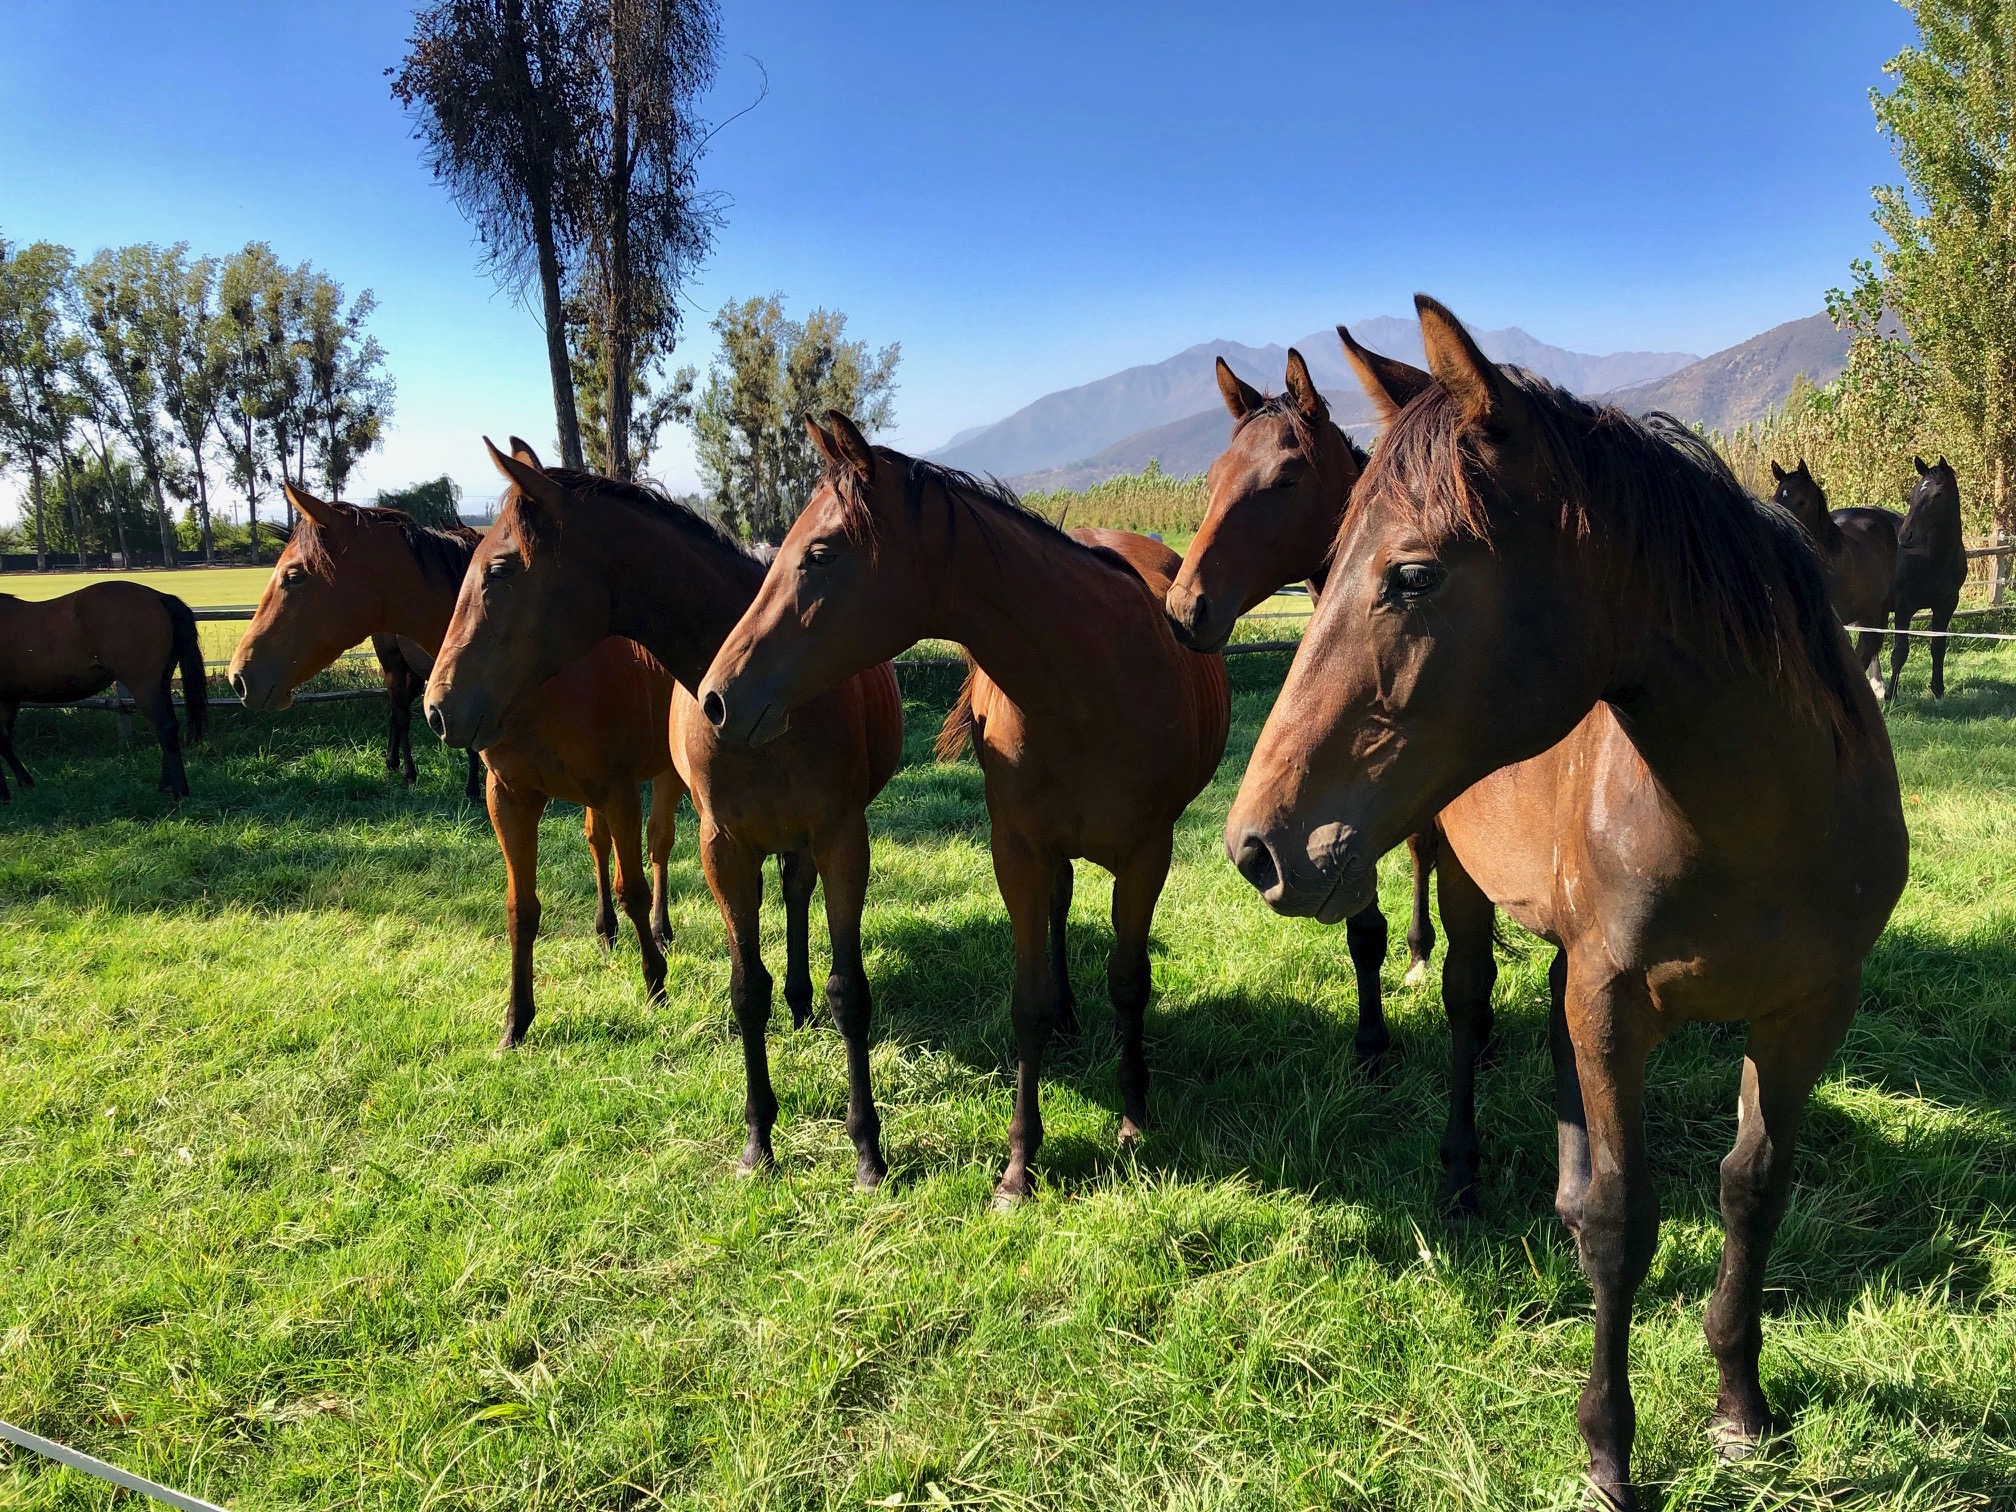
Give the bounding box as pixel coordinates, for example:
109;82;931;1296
0;581;177;701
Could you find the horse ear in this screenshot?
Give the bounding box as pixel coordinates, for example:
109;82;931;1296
484;435;568;519
824;410;877;481
1337;324;1431;425
1416;294;1523;434
1938;455;1949;470
508;435;546;469
1914;455;1929;476
1795;458;1812;478
285;482;341;530
1770;461;1786;482
1216;357;1262;420
805;417;844;469
1283;348;1327;419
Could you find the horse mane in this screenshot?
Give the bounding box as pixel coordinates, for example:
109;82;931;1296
505;466;762;562
293;502;478;586
1363;370;1868;752
1230;393;1370;473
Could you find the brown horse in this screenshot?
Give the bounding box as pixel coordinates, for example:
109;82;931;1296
1887;455;1970;700
371;632;484;798
0;582;207;798
1224;299;1906;1508
227;484;679;1046
700;413;1230;1206
423;443;904;1188
1767;459;1899;690
1165;346;1440;1063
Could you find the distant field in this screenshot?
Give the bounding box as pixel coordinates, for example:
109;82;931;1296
0;564;275;608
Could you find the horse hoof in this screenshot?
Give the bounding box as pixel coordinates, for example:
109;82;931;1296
856;1157;888;1191
1440;1182;1482;1221
737;1147;775;1178
991;1175;1033;1211
1403;959;1430;988
1707;1414;1778;1463
1353;1035;1390;1071
1583;1485;1638;1512
1117;1117;1144;1150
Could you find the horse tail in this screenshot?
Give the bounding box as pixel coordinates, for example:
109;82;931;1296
166;593;207;744
935;659;980;763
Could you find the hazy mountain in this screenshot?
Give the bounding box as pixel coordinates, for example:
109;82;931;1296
1012;397;1376;495
1597;313;1853;433
933;320;1696;479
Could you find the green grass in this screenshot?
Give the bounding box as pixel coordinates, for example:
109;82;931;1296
1;565;276;608
2;639;2014;1510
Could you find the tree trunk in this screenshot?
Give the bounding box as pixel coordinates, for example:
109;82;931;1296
194;452;215;564
148;461;178;568
244;413;261;562
28;454;47;571
58;448;86;564
606;21;635;480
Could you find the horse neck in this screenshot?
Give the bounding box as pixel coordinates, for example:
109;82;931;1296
1906;488;1963;552
368;533;469;652
919;488;1148;720
578;504;766;693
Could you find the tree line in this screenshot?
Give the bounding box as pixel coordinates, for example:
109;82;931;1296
0;238;393;568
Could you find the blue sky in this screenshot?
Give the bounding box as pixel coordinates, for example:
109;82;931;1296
2;0;1916;515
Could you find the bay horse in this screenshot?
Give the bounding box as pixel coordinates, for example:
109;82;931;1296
1224;298;1906;1508
0;582;207;798
227;483;679;1047
699;413;1230;1207
1165;346;1441;1065
1887;455;1970;700
371;631;484;798
1767;459;1899;690
423;442;904;1188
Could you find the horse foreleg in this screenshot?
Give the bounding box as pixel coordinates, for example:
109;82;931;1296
1049;859;1079;1039
815;809;886;1188
464;749;484;802
701;826;777;1174
1405;828;1439;984
1703;981;1856;1462
993;832;1064;1207
1563;968;1661;1511
1549;946;1590;1233
1343;901;1390;1067
1928;600;1956;698
1109;835;1172;1148
0;702;28;799
1886;605;1915;701
488;777;547;1048
646;770;681;950
605;784;667;1005
1435;848;1497;1217
585;806;618;952
779;849;820;1029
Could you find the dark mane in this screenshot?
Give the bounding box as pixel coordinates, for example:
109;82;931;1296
1230;392;1370;472
294;502;478;585
506;466;759;561
1363;369;1868;749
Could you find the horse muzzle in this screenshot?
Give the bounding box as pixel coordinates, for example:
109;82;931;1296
423;687;498;753
228;663;294;713
1164;581;1232;654
699;679;791;748
1226;819;1373;924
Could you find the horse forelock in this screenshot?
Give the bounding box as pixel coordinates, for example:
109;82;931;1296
1358;370;1868;754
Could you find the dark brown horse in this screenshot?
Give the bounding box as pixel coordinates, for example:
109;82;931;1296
1224;299;1906;1508
700;413;1229;1206
423;443;904;1188
1887;455;1970;700
0;582;207;798
1767;459;1899;690
371;632;484;798
1166;346;1440;1064
228;484;680;1046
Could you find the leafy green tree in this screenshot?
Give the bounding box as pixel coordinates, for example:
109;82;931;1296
1838;0;2016;534
301;273;395;497
76;245;184;566
212;244;287;559
684;294;898;542
0;237;85;568
148;248;226;562
568;268;692;475
375;474;464;529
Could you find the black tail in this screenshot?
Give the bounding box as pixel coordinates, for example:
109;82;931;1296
165;594;208;744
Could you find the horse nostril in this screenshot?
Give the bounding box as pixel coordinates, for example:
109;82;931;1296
229;672;247;700
702;689;728;731
426;704;449;741
1184;592;1210;631
1232;832;1280;895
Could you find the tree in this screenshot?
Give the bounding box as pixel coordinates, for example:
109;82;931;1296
300;273;395;497
212;244;286;560
0;237;83;569
1838;0;2016;534
76;245;182;566
571;0;724;479
392;0;589;468
154;249;226;563
684;294;899;542
375;475;464;528
568;268;692;475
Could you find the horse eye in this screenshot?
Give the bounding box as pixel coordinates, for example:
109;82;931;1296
1386;561;1446;602
487;558;512;578
804;542;839;567
282;567;304;584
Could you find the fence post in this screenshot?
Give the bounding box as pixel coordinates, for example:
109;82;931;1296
1994;529;2008;607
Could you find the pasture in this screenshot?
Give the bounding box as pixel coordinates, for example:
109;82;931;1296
2;640;2013;1510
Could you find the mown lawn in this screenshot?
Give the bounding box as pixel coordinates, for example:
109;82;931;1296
2;639;2013;1510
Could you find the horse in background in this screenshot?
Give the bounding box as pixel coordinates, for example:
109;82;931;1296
1226;298;1905;1508
228;483;680;1047
1888;455;1970;700
701;413;1228;1207
0;582;207;798
1165;345;1441;1066
1767;459;1900;691
371;632;483;798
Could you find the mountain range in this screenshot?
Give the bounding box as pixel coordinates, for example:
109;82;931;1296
928;313;1853;494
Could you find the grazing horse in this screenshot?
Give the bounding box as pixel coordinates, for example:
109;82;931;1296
700;413;1230;1206
1224;298;1906;1508
227;484;679;1046
1888;455;1970;700
0;582;207;798
1165;345;1440;1063
423;443;904;1188
1767;459;1900;690
371;631;484;798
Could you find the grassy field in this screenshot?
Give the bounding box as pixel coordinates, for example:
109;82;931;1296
2;637;2013;1510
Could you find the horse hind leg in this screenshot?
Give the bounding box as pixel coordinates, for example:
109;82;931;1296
993;833;1067;1207
0;702;29;799
779;849;821;1029
136;672;189;798
1108;837;1172;1149
1886;605;1915;702
1404;828;1439;986
646;771;680;951
585;806;619;952
604;784;667;1006
1928;599;1957;699
1703;982;1856;1462
1434;850;1497;1217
